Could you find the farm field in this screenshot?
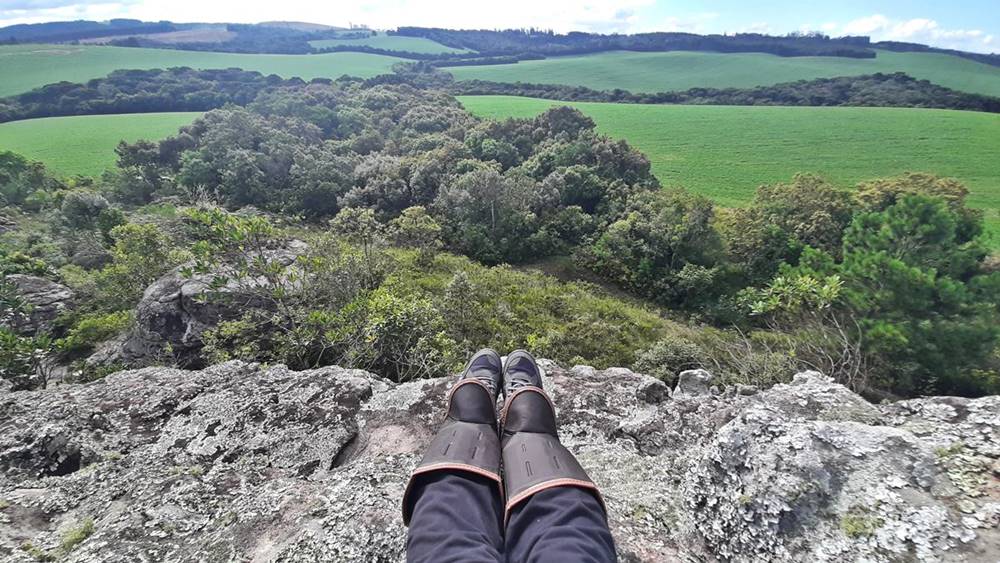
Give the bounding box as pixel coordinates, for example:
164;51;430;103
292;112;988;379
0;44;403;97
459;95;1000;245
450;50;1000;97
309;31;470;53
0;112;200;177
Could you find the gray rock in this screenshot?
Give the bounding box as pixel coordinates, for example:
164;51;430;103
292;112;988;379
69;243;112;270
5;274;73;335
119;244;305;366
0;362;997;562
674;368;713;397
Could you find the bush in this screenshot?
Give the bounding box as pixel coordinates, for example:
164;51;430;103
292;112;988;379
389;251;670;367
60;191;111;230
0;328;54;390
58;311;132;358
634;337;707;385
0;249;51;277
330;287;459;381
689;328;799;388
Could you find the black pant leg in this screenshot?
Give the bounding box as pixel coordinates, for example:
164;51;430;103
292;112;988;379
505;485;616;563
406;471;505;563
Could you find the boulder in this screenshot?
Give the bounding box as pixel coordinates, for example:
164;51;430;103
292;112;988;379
674;368;713;397
4;274;73;335
0;363;997;562
116;242;306;367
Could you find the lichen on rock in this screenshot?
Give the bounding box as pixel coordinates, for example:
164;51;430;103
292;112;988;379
0;361;997;562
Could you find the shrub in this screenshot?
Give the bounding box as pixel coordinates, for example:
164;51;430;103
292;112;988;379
91;223;175;312
0;328;54;390
59;517;94;553
634;337;707;385
58;311;132;358
0;249;51;276
60;191;111;230
330;287;459;381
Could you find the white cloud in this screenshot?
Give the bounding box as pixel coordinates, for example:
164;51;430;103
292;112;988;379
740;21;772;34
839;13;995;53
0;2;139;26
841;14;890;35
635;12;719;34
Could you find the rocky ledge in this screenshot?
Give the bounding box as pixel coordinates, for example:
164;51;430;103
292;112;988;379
0;361;998;562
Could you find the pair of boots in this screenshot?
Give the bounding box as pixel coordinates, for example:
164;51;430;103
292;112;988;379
402;349;605;525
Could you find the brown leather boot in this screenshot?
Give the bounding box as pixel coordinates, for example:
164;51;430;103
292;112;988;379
401;349;503;525
499;350;605;523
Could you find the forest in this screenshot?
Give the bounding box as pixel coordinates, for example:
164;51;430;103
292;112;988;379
3;79;998;399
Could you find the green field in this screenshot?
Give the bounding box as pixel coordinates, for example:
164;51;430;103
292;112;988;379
450;50;1000;97
0;112;200;176
310;31;470;54
459;96;1000;245
0;44;404;97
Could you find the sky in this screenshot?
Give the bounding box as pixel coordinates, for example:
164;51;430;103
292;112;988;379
0;0;997;53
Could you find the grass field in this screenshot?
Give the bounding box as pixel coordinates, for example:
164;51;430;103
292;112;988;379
450;50;1000;97
309;31;470;54
0;112;200;177
0;44;403;97
459;96;1000;246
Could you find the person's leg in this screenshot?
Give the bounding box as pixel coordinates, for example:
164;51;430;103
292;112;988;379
406;471;504;563
499;350;616;562
402;349;506;563
505;485;615;563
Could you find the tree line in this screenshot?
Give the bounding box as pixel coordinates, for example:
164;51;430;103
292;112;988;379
3;67;998;126
450;72;1000;113
0;68;320;123
392;27;877;58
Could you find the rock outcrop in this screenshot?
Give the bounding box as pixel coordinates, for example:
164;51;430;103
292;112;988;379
112;242;306;367
0;361;997;562
5;274;73;335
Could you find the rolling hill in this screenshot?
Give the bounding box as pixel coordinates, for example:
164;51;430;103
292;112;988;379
0;44;403;97
0;112;201;176
449;50;1000;97
459;96;1000;246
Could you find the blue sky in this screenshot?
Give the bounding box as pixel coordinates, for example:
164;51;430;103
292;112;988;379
0;0;996;53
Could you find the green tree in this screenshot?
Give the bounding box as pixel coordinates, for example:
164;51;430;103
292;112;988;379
330;207;388;287
94;223;173;308
752;194;1000;396
389;206;442;266
581;189;724;307
719;174;853;286
434;165;555;263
